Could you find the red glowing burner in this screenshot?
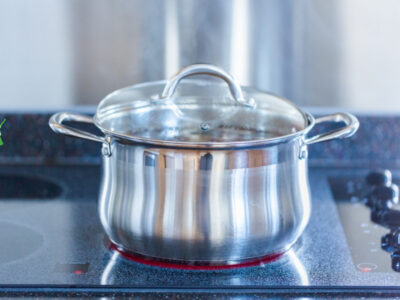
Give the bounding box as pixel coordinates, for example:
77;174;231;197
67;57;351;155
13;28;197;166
109;243;283;270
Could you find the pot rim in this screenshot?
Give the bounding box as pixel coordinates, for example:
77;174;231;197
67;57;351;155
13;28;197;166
92;111;316;149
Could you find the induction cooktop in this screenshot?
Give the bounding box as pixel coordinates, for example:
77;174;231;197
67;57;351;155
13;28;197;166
1;164;400;298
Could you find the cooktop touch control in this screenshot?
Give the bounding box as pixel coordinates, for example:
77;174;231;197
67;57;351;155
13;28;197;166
330;169;400;273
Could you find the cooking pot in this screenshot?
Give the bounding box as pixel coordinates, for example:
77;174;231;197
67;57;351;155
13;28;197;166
49;64;359;265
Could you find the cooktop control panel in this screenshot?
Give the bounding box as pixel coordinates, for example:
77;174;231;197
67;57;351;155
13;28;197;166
330;169;400;273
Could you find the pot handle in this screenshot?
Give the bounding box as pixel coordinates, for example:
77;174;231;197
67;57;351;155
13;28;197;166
49;112;111;156
161;64;255;107
305;113;359;145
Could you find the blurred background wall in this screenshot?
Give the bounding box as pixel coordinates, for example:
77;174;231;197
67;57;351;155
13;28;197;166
0;0;399;110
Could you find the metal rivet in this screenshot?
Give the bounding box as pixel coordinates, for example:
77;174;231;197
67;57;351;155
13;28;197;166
298;145;308;160
200;123;210;131
102;143;111;157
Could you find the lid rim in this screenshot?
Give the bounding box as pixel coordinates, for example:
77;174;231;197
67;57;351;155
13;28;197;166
95;78;311;148
93;113;315;149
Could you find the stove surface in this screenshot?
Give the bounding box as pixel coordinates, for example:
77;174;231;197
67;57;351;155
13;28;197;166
1;164;400;298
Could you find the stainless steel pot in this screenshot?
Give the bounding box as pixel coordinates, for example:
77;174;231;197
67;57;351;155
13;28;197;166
49;64;359;265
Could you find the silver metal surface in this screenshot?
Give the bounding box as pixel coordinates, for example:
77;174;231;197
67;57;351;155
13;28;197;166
66;0;292;106
92;64;359;149
48;64;359;263
3;1;400;112
98;138;311;263
305;113;360;145
48;110;357;262
49;112;111;156
49;112;106;144
91;64;312;148
48;108;357;263
49;110;358;150
161;64;254;107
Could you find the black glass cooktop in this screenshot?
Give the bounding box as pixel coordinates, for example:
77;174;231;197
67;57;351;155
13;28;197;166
330;170;400;274
1;164;400;297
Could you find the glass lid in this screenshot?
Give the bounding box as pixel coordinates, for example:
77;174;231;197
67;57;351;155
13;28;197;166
94;64;309;148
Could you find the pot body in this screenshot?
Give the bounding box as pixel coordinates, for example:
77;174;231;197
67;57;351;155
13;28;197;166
98;137;311;263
